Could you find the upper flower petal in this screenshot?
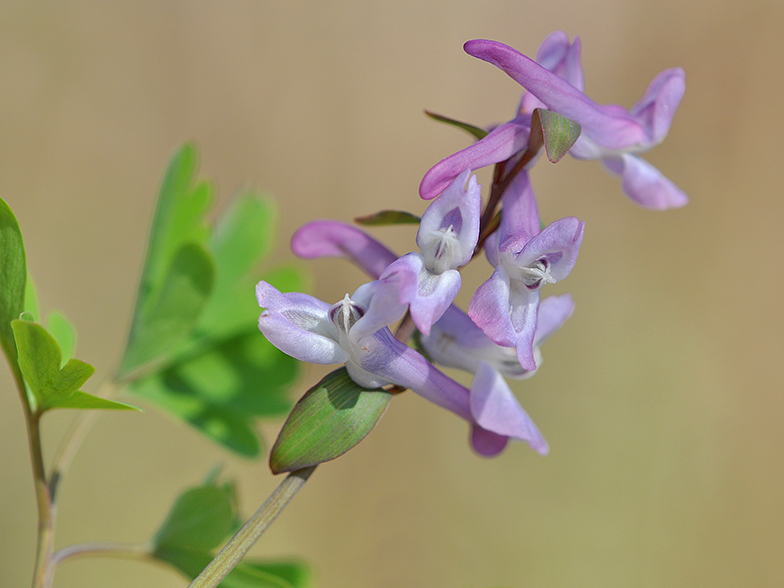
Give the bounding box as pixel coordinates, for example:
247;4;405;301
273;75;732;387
419;120;530;200
291;220;398;279
520;31;584;114
417;169;481;270
602;153;688;209
464;39;655;150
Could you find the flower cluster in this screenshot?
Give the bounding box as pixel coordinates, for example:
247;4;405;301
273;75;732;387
257;32;686;457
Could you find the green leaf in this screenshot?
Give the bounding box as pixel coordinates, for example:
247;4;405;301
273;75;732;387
529;108;581;163
0;196;26;379
11;319;138;412
196;194;279;340
24;274;39;322
354;210;421;226
130;330;299;457
424;110;489;140
120;242;215;375
47;312;76;366
12;319;92;411
119;144;214;376
270;368;392;474
46;390;140;411
152;484;237;553
244;561;311;588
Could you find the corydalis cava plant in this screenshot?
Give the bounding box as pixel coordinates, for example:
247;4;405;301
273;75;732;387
259;30;686;468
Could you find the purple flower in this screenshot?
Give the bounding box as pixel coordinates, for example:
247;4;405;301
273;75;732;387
421;31;687;209
469;171;584;371
373;170;481;335
422;294;575;380
256;281;547;456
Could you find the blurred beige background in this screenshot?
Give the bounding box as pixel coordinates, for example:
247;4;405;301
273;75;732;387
2;1;783;587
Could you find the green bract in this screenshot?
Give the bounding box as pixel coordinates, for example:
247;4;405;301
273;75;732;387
529;108;582;164
270;368;393;474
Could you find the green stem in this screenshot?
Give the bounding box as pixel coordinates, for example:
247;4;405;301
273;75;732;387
187;466;316;588
26;410;54;588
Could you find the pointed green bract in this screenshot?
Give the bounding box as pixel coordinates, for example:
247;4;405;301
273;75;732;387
424;110;489;140
270;368;393;474
529;108;581;163
354;210;421;227
0;197;26;382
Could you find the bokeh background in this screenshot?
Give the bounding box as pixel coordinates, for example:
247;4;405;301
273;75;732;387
2;2;783;587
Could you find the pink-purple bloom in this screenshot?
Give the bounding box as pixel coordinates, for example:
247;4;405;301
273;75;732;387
371;170;481;335
469;171;584;371
421;31;687;209
257;281;548;456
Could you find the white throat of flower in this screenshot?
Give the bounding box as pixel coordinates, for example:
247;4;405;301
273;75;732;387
510;258;556;291
421;224;462;275
329;294;365;340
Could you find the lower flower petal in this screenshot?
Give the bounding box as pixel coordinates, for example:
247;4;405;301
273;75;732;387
602;153;688;209
469;362;548;455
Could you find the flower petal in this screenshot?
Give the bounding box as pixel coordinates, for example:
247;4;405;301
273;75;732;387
520;31;584;114
419;120;530;200
291;220;397;279
464;39;650;150
534;294;575;346
469;266;516;348
417;169;481;268
469;362;548;454
629;68;686;145
515;216;585;281
602;153;688;209
256;281;348;365
470;425;510;456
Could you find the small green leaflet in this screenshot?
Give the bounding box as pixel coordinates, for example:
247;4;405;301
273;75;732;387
270;368;393;474
11;319;138;413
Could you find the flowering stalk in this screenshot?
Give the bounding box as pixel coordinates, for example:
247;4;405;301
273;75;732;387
187;467;316;588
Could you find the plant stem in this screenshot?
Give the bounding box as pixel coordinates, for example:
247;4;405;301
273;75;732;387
26;410;54;588
187;466;317;588
49;542;152;569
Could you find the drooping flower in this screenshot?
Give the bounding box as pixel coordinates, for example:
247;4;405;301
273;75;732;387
256;281;547;455
469;171;584;371
420;31;687;209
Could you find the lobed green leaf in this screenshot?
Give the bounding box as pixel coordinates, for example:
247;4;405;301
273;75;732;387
270;368;392;474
